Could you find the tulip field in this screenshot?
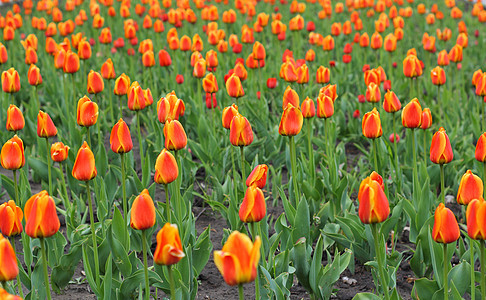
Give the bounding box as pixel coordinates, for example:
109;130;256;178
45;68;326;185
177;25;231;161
2;0;486;299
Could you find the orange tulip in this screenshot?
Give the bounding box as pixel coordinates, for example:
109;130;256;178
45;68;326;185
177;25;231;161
403;54;423;78
252;41;265;60
316;94;334;119
153;223;185;266
110;118;133;154
206;50;218;69
473;70;483;87
0;135;24;171
457;170;483;205
301;97;315;118
476;74;486;96
0;200;23;237
296;65;309;84
364;69;380;86
77;96;99;127
358;172;389;224
6;104;24;132
234;62;248;81
420;108;432;130
437;50;450;66
63;50;80;73
164;119;187;151
362;108;383;139
431;66;446;86
1;68;20;93
193;58;206;78
239;186;266;223
383;91;401;113
24;46;37;65
130;189;156;230
476;133;486;162
127;82;146;111
279;103;303;136
280;61;298;82
246;164;268;188
222;104;239;129
87;70;104;94
316;66;330;83
430;127;453;164
28;64;42;86
203;73;218;93
24;191;60;238
142;50;155;68
72;141;97;181
370;32;382;49
154;148;178;185
448;44;463;63
467;199;486;240
319;84;337;102
226;74;244;98
0;43;8;64
0;234;18;281
50;142;69;162
230;114;254;146
365;83;381;103
384;33;397;52
432;203;460;244
101;58;115;80
158;49;172;67
157;91;185;124
282;86;299;109
401;98;422;128
214;231;261;286
114;73;131;96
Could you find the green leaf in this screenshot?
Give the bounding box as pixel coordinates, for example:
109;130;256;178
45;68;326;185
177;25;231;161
412;278;440;299
192;226;212;276
51;245;82;291
103;254;113;300
352;293;382;300
292;198;310;244
448;261;470;296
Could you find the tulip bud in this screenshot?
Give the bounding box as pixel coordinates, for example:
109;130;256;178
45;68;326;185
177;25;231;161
154;223;185;266
101;58;116;80
50;142;69;162
476;133;486;162
282;86;299;108
0;200;23;237
316;66;330;84
25;191;60;238
110;118;133;154
365;82;381;103
214;231;261;286
252;41;266;60
142;50;155;68
130;189;156;230
1;68;20;93
158;49;172;67
203;73;218;93
389;133;400;143
226;74;244;98
401;98;422;128
279;103;303;136
267;78;277;89
78;40;92;60
430;127;453;164
87;70;104;94
316;94;334;119
362;108;383;139
1;135;25;171
0;234;18;281
472;70;483;87
476;74;486;96
127;82;146;111
164;119;187;151
77;96;99;127
230;114;254;146
296;64;309;84
358;172;389;224
72;141;97;181
383;90;401;113
114;73;131;96
37;111;57;138
319;84;337;102
63;50;80;74
28;64;43;86
6;104;24;132
430;66;446;86
420;108;432;130
457;170;483;205
466;199;486;240
403;54;423;78
301;97;315;118
154;148;178;185
246;164;268;188
432;203;460;244
239;186;266;223
437;50;450;66
222;104;239;129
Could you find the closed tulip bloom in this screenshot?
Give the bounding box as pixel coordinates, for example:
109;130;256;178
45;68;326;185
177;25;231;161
431;66;446;86
37;111;57;138
437;50;450;66
157;92;185;124
0;234;18;281
193;58;206;78
1;68;20;93
203;73;218;93
130;189;156;230
6;104;24;132
110;118;133;154
403;54;423;78
280;61;298;82
457;170;483;205
78;40;92;60
317;94;334;119
50;142;69;162
77;96;99;127
448;44;463;63
301;97;315;118
430;127;453;164
24;47;37;65
316;66;330;83
467;199;486;240
421;108;432;130
28;64;42;86
297;65;309;84
114;73;131;96
226;74;244;98
206;50;218;69
101;58;115;80
279;103;303;136
281;86;299;109
476;74;486;96
164;119;187;151
142;51;155;68
432;203;460;244
384;33;397;52
230;114;254;146
72;141;97;181
154;223;185;266
365;83;381;103
472;70;483;87
1;136;25;170
127;82;146;111
362;108;383;139
222;104;239;129
370;32;382;49
319;84;338;102
364;69;380;86
24;191;60;238
239;186;266;223
246;164;268;188
0;43;7;64
63;50;80;73
252;41;265;60
234;62;248;81
383;91;401;113
0;200;23;237
214;231;261;286
401;98;422;128
87;70;104;94
358;172;389;224
154;148;178;184
158;49;172;67
476;133;486;162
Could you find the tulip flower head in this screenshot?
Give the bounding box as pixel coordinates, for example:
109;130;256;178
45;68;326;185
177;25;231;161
239;186;266;223
431;66;446;86
230;114;254;146
1;135;25;170
222;104;239;129
154;148;179;185
457;170;483;205
226;73;244;98
130;189;156;230
72;141;97;181
157;91;186;124
401;98;422;129
403;54;423;78
432;203;460;244
316;94;334;119
214;231;261;286
358;172;389;224
282;86;299;108
28;64;43;86
301;97;315;118
77;96;99;127
1;68;20;93
420;108;432;130
87;70;104;94
6;104;24;132
110;118;133;154
430;127;453;164
246;164;268;188
164;119;187;151
383;91;401;113
50;142;69;162
0;200;23;237
279;103;303;136
24;191;60;238
154;223;185;266
0;234;18;282
37;111;57;138
467;199;486;240
362;108;383;139
114;73;131;96
476;133;486;162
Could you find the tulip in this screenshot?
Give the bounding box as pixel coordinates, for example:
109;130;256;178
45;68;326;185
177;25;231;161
226;73;244;99
50;142;69;163
72;141;97;181
63;50;80;74
154;148;179;185
2;68;20;94
154;223;185;266
296;65;309;84
383;91;401;113
130;189;156;230
279;104;303;136
0;200;23;237
301;97;315;118
230;114;253;147
157;92;186;124
0;234;19;282
203;73;218;94
448;44;463;63
430;127;453;165
319;84;338;102
110;119;133;154
421;109;432;130
401;98;422;129
1;135;25;171
457;170;483;205
86;71;104;95
127;82;146;111
358;172;389;224
365;83;381;103
222;104;239;129
37;111;57;138
114;73;131;96
239;186;266;223
267;78;277;89
28;64;42;89
437;50;450;66
77;96;99;128
78;40;92;60
164;119;187;151
246;164;268;188
317;94;334;119
282;86;299;109
24;191;60;239
476;133;486;163
403;54;423;78
316;66;330;84
432;203;460;244
0;287;22;299
431;66;446;86
362;108;383;139
214;231;260;288
467;199;486;240
6;104;24;132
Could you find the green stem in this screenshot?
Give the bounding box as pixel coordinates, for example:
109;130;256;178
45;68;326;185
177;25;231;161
165;184;170;223
72;73;76;108
121;153;127;220
440;164;445;204
197;78;202;113
423;130;427;165
35;86;40;112
483;99;485;133
40;238;52;300
481;241;485;300
289;136;299;205
108;80;114;124
412;129;418;190
45;138;52;196
438;85;442;121
11;238;23;297
238;284;244;300
168;266;176;300
240;146;246;185
175;151;182;226
137;111;144;172
444;243;449;300
470;237;475;300
392;113;401;194
371;223;390;300
307;119;314;184
142;230;150;300
483;162;486;200
373;138;379;172
87;126;91;149
249;223;260;300
13;170;19;206
59;164;71;212
119;95;123;118
86;181;100;289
